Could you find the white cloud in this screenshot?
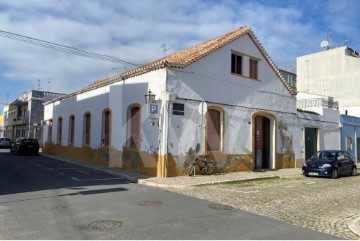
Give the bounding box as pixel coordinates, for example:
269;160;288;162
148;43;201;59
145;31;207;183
0;0;360;104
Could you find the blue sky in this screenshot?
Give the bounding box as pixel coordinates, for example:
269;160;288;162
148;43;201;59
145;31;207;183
0;0;360;106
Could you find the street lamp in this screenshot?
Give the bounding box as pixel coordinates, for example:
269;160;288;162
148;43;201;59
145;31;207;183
144;89;156;104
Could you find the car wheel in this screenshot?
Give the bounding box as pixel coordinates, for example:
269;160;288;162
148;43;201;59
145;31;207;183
331;169;338;179
351;167;357;176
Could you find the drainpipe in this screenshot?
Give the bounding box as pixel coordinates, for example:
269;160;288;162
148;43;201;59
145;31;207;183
165;101;170;178
161;91;175;178
355;127;358;165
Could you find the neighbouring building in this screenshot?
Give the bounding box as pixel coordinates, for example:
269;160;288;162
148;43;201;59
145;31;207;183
340;114;360;162
279;68;297;93
297;46;360;116
296;92;341;162
42;26;341;177
2;90;65;142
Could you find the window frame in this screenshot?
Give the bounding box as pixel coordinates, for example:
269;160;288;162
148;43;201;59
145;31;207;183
231;52;243;76
83;112;91;146
172;103;185;116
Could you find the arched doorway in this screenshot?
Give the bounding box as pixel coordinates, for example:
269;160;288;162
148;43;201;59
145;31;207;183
253;113;276;170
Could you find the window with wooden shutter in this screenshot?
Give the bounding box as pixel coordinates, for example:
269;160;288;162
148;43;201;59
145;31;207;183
57;117;62;143
206;109;222;152
102;110;111;146
249;58;258;79
128;106;141;148
68;115;75;145
83;113;91;146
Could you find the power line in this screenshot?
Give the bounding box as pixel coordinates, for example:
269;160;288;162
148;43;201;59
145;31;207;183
0;29;143;66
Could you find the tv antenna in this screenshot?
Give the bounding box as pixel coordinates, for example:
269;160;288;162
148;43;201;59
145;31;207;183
161;44;169;56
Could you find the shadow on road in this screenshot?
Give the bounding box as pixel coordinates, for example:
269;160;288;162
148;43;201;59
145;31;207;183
0;151;132;196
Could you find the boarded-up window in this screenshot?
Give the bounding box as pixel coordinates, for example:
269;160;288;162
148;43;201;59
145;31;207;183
206;109;221;151
249;59;258;79
129;106;140;148
68;115;75;145
57;117;62;143
103;110;111;146
83;113;91;146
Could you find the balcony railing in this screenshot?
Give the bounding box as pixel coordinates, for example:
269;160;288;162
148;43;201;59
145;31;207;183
297;98;339;110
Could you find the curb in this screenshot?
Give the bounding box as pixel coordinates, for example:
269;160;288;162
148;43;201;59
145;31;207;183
348;217;360;237
138;176;282;189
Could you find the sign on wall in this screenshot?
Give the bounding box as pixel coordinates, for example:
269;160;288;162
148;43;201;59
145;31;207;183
147;100;160;119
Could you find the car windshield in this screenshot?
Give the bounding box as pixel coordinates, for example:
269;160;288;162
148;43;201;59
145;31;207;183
22;139;38;144
311;151;336;160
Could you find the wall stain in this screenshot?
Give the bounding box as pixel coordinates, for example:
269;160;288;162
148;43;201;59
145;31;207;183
278;120;294;155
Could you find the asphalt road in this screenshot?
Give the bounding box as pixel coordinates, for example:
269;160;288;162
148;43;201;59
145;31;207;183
0;149;338;239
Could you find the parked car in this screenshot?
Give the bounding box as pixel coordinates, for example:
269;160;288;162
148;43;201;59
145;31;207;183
0;138;11;148
302;150;357;179
10;138;40;155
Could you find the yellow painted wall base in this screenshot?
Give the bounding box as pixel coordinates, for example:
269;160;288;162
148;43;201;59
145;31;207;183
43;143;296;177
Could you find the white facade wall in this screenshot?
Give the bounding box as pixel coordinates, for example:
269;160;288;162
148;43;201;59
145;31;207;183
166;34;297;168
43;69;167;161
297;46;360;116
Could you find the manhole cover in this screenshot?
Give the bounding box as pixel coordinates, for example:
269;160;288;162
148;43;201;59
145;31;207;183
208;204;233;211
138;200;163;206
88;220;123;231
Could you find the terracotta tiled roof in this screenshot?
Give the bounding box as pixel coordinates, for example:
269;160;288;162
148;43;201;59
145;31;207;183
45;26;295;105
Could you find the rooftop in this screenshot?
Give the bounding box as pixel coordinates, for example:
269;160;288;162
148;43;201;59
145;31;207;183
45;26;295;105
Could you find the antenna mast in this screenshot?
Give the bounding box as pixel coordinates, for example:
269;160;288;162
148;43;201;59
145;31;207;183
37;79;41;90
161;44;169;56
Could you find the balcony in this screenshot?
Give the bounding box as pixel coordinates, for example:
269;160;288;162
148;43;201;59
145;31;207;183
10;116;28;125
297;98;339;110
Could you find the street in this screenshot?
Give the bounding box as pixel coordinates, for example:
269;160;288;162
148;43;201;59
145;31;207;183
0;149;337;240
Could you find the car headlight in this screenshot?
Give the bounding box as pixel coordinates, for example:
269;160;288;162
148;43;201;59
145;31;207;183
320;163;332;168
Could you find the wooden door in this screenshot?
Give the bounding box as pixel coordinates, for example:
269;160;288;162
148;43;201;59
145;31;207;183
305;128;317;160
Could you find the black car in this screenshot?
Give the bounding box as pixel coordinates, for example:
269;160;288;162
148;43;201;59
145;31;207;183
302;150;357;179
10;138;40;155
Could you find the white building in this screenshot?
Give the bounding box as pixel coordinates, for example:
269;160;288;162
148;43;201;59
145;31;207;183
2;90;65;142
297;46;360;116
43;26;340;177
